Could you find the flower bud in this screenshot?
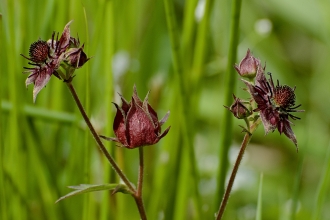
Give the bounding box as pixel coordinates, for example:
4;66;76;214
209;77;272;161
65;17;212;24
234;49;259;79
225;95;252;119
69;37;80;48
64;45;89;68
100;85;171;149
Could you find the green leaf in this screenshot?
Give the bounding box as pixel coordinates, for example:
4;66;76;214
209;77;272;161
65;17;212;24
56;183;132;203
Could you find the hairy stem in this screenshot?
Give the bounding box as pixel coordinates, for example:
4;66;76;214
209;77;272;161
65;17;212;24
137;147;144;199
133;147;147;220
65;81;135;193
216;118;261;220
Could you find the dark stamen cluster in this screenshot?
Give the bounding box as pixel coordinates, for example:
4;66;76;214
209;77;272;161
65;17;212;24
29;40;49;63
258;73;302;123
274;85;295;108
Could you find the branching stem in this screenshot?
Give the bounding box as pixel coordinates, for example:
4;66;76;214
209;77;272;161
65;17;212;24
65;79;148;219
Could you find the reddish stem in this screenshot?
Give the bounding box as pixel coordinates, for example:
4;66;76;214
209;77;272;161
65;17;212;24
216;118;261;219
66;81;135;193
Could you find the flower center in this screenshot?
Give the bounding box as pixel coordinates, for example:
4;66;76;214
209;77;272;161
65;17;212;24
29;40;49;63
273;85;296;108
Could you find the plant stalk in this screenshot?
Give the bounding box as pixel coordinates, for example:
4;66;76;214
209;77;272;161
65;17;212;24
133;147;147;220
216;118;261;220
65;81;135;193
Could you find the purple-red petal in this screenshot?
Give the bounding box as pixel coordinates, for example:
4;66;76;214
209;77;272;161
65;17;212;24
125;97;158;148
113;102;129;147
57;20;72;54
31;67;53;103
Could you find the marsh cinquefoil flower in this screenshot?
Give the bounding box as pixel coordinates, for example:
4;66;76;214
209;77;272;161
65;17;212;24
21;21;89;102
242;60;304;149
100;85;171;149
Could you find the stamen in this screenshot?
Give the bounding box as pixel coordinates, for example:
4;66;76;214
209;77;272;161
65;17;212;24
267;96;272;105
28;62;41;68
288;114;301;120
255;85;267;94
254;86;268;102
267;72;275;90
288;104;301;110
23;67;37;70
51;32;56;49
287;109;305;113
55;32;60;53
266;81;273;97
20;54;34;62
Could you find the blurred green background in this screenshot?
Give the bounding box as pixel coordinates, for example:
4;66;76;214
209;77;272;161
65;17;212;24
1;0;330;219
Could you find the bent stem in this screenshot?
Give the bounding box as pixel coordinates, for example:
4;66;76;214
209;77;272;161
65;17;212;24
133;147;147;220
216;117;261;220
65;81;135;193
66;80;148;219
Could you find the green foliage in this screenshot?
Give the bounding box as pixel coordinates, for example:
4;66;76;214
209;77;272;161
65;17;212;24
1;0;330;219
56;183;131;203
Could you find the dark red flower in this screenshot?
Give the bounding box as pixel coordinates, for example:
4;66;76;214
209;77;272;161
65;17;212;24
243;64;304;149
21;21;89;102
100;85;171;149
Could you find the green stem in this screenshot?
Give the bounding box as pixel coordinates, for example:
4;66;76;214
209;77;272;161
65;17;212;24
163;0;186;95
216;0;242;208
65;81;135;194
191;0;214;87
163;0;202;218
82;8;92;220
216;118;261;220
133;147;147;220
289;157;303;220
312;141;330;220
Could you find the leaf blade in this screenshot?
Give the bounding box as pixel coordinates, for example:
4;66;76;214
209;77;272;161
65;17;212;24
56;183;132;203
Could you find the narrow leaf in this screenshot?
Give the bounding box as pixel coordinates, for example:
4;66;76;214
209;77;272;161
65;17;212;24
56;183;132;203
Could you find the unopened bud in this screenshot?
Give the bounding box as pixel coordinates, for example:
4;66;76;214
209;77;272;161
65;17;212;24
64;45;89;68
225;94;252;119
234;49;259;79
